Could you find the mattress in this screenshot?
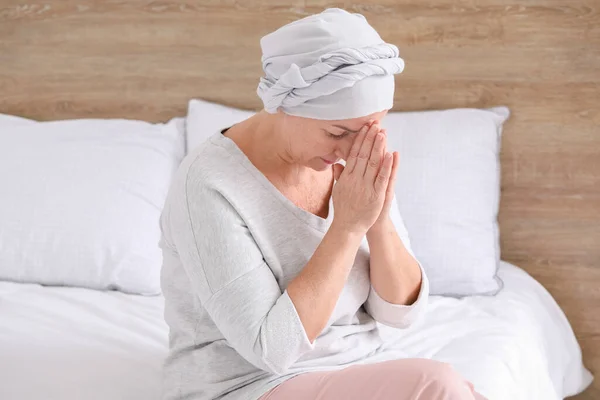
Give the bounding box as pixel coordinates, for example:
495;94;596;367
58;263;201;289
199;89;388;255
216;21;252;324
0;261;592;400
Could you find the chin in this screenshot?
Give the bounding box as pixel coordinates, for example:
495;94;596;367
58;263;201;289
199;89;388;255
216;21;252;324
309;159;331;171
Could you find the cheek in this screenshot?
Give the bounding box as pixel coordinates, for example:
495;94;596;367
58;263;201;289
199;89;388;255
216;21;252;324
310;137;335;154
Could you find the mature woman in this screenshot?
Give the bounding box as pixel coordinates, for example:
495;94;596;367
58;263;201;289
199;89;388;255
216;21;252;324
159;8;486;400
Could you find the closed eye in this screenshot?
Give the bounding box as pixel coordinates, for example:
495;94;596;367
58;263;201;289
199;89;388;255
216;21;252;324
325;130;351;140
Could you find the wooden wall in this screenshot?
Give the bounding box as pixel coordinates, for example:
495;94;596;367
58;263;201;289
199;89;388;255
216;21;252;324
1;1;598;397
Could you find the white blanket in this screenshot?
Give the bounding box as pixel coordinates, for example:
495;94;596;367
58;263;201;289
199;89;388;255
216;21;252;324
0;261;591;400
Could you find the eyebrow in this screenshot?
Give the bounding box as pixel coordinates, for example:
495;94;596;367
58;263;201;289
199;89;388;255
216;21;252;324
331;124;362;133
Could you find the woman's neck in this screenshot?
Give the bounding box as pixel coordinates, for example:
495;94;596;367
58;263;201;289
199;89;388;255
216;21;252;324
224;112;317;186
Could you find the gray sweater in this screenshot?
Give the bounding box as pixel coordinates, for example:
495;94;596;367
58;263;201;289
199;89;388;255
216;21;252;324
159;131;429;400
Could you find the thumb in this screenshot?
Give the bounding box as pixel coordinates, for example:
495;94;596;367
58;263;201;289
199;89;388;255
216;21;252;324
332;163;344;181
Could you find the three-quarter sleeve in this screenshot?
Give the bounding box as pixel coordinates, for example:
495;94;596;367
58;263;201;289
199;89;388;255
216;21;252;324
162;177;314;375
364;195;429;329
365;263;429;329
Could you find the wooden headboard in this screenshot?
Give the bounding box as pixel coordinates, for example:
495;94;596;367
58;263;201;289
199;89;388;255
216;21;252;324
1;1;598;397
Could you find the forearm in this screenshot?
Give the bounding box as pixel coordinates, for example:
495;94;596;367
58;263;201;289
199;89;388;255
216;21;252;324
287;222;364;343
367;218;422;305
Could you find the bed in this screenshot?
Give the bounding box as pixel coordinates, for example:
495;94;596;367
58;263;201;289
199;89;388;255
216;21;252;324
0;261;590;400
0;1;598;399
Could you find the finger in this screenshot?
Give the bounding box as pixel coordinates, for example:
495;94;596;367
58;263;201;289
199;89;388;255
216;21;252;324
386;151;400;198
345;123;370;173
354;122;380;177
380;153;399;213
364;130;386;184
379;129;388;168
375;152;393;194
332;163;344;181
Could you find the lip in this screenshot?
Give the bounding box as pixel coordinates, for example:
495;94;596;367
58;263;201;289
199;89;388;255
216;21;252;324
321;158;337;165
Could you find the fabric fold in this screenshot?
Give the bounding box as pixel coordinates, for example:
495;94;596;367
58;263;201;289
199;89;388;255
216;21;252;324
256;8;405;120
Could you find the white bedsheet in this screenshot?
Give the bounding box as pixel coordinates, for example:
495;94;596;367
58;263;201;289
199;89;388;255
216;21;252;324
0;261;592;400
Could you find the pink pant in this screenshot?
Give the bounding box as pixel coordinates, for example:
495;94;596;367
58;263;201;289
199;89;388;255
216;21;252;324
260;359;488;400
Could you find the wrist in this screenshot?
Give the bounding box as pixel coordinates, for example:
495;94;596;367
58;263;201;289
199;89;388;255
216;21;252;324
329;219;367;242
367;217;394;237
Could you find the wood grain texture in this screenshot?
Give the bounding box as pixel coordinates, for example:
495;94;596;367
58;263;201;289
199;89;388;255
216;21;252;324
0;0;598;397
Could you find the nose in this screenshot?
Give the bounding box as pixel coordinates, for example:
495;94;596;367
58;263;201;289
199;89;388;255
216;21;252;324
336;138;354;160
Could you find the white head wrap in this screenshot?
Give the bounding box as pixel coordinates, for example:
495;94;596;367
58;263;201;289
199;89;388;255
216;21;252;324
257;8;405;120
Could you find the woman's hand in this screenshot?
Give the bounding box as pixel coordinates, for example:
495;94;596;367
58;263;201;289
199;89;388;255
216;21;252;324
331;121;394;236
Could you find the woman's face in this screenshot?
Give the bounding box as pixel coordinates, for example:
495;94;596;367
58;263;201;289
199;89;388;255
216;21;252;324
280;110;388;171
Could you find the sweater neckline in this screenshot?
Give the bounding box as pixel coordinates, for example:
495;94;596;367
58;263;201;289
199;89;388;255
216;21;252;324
210;130;334;233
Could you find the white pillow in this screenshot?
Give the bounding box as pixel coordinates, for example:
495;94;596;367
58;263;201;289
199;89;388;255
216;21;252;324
0;117;185;295
382;107;510;296
186;99;255;153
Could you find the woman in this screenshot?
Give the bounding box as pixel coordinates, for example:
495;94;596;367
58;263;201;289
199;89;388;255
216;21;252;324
159;8;487;400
